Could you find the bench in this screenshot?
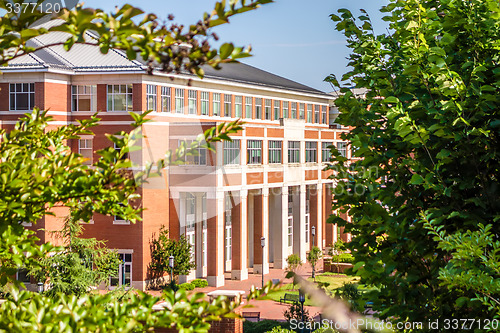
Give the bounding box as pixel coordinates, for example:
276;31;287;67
280;293;299;304
242;312;261;322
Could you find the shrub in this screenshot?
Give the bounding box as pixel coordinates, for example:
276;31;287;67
286;254;302;272
243;320;290;333
265;327;294;333
191;279;208;288
178;282;195;291
331;253;354;263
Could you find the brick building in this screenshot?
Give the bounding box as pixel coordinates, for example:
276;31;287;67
0;20;349;290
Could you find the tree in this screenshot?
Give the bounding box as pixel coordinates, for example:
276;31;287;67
149;225;196;281
28;215;121;297
325;0;499;328
306;246;322;281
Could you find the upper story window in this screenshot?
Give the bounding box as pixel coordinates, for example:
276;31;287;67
245;97;252;118
273;101;280;120
322;106;327;124
224;94;232;117
299;103;305;120
305;141;317;163
291;102;297;119
71;85;96;112
178;140;206;165
247;140;262;165
213;93;220;116
175;88;184;113
107;84;132;112
223;140;240;165
288;141;300;163
235;96;242;118
114;142;129;161
268;140;282;164
283;101;289;119
10;83;34;111
188;90;197;114
201;91;209;115
79;138;93;165
161;86;171;112
322;142;333;162
307;104;313;123
264;99;271;120
255;98;262;119
315;105;320;123
146;85;157;111
337;141;347;157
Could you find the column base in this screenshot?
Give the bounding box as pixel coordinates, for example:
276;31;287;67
231;269;249;280
253;263;269;275
207;275;225;287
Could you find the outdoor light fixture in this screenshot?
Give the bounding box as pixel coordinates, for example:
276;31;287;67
261;237;265;289
299;290;306;328
169;255;175;287
37;282;44;294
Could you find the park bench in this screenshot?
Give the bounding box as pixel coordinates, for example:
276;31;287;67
280;293;299;304
242;312;261;322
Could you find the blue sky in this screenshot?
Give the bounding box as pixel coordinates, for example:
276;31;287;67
83;0;390;92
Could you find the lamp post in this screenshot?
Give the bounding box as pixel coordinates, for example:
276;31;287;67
261;237;265;289
37;281;44;294
299;289;305;331
169;255;174;287
311;226;316;280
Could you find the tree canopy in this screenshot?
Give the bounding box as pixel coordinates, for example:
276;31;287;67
326;0;499;328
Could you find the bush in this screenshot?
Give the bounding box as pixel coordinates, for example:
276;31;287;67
265;327;294;333
191;279;208;288
330;253;354;263
244;320;290;333
178;282;195;290
286;254;302;272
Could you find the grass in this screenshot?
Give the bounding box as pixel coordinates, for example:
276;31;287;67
263;273;360;306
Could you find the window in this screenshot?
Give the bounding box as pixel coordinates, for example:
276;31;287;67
146;85;157;111
114;142;129;161
185;193;196;261
307;104;313;122
315;105;320;123
178;140;206;165
10;83;35;111
175;88;184;113
110;252;132;287
299;103;305;120
224;193;232;262
224;94;232;117
16;268;30;283
161;86;171;112
273;101;280;120
264;99;271;120
268;141;282;164
305;190;310;243
255;98;262;119
337;141;347;157
322;105;327;124
283;101;289;119
291;102;297;119
213;93;220;116
305;141;317;163
245;97;252;118
79;138;93;165
201;91;209;115
322;142;333;162
235;96;242;118
247;140;262;164
188;90;197;114
71;85;96;111
113;203;130;225
202;194;207;267
107;84;132;111
288;141;300;163
288;194;293;247
223;140;240;165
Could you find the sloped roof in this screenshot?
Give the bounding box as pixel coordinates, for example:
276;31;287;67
4;18;328;96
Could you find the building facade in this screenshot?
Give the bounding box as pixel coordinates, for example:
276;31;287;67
0;22;350;290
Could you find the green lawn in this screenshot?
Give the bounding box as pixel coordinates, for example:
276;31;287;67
263;273;360;306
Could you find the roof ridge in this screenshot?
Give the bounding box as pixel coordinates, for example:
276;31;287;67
31;35;75;68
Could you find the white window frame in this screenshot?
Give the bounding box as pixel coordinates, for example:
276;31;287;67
245;97;252;118
110;251;133;288
337;141;347;157
224;94;232;117
255;98;262;119
188;90;197;115
322;105;327;124
283;101;289;119
268;140;282;164
107;84;133;112
71;85;97;112
175;88;184;114
9;83;35;111
322;142;333;162
315;105;320;123
224;194;232;262
264;99;271;120
235;96;242;118
273;100;280;120
201;91;209;115
212;93;220;116
247;140;262;165
178;139;207;165
78;138;93;165
161;86;171;112
146;85;157;111
305;141;317;163
185;193;196;261
291;102;297;119
307;104;313;123
288;141;300;163
223;140;240;165
299;103;305;120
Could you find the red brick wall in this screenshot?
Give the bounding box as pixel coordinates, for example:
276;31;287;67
97;84;107;111
0;83;9;110
44;82;69;111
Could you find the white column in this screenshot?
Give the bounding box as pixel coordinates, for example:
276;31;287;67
207;190;225;287
262;187;270;274
299;184;307;261
317;184;323;251
275;187;289;269
231;190;249;280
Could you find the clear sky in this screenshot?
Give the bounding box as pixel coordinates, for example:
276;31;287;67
82;0;390;92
